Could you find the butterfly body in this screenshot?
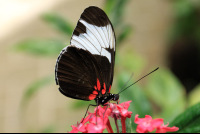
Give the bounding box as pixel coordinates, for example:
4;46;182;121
95;93;119;105
55;6;118;106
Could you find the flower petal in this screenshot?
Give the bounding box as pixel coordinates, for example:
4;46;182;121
151;118;164;128
119;100;132;109
144;115;153;121
134;114;145;124
156;125;179;133
136;124;148;133
87;123;106;133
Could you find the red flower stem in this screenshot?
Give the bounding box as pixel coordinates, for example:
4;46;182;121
106;119;113;133
121;116;126;133
114;115;119;133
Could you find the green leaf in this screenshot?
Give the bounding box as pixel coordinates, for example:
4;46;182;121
20;75;54;109
188;84;200;107
104;0;116;15
169;103;200;133
111;0;129;27
173;0;193;18
117;119;122;133
104;0;129;28
117;71;152;130
115;50;146;77
42;13;74;36
180;126;200;133
116;25;132;45
168;0;199;43
125;118;134;133
145;68;186;123
117;118;133;133
12;39;66;56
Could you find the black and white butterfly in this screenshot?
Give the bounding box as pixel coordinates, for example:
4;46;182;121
55;6;119;106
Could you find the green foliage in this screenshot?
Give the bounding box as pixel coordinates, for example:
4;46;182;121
115;50;146;76
13;39;66;56
188;84;200;107
169;0;200;44
145;68;186;123
117;118;133;133
42;13;74;36
105;0;128;27
173;0;194;18
169;103;200;133
117;25;132;45
125;118;133;133
104;0;116;15
20;75;54;109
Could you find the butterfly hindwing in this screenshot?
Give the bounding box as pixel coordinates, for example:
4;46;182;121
55;6;116;100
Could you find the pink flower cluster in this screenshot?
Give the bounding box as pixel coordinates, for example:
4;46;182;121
134;115;179;133
70;101;132;133
69;100;179;133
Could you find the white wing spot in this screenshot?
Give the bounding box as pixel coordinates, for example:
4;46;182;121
78;19;115;51
69;20;115;63
101;48;111;63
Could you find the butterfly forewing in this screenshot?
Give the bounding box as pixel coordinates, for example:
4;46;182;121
55;6;116;101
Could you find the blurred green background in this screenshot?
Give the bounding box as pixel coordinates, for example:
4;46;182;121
1;0;200;133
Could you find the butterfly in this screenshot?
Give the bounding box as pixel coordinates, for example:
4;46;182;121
55;6;119;106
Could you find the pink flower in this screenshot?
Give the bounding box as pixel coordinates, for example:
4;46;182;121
110;101;132;119
109;101;132;133
134;114;163;133
87;116;106;133
118;101;132;118
69;101;179;133
69;123;87;133
94;105;111;124
69;113;93;133
156;123;179;133
87;123;106;133
69;101;132;133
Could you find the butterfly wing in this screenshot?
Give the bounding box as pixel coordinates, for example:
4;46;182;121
55;6;116;101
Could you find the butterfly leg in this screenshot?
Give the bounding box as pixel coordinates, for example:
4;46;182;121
96;100;99;125
81;104;97;123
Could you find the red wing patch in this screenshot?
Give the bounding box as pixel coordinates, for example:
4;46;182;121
101;83;106;95
89;94;97;100
89;78;101;100
89;79;109;100
109;85;111;93
93;90;98;95
97;78;101;91
89;90;98;100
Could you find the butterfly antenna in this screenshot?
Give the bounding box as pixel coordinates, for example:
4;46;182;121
118;67;159;94
118;73;134;94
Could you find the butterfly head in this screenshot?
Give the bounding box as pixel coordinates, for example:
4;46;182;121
113;94;119;101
